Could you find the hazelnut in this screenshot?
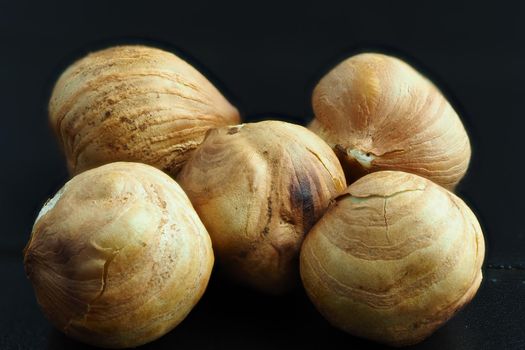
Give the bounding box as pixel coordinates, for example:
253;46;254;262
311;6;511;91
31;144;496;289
310;53;471;190
300;171;484;346
24;162;214;348
177;121;347;294
49;45;240;176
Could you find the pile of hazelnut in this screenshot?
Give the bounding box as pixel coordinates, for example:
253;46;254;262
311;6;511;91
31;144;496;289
23;45;484;348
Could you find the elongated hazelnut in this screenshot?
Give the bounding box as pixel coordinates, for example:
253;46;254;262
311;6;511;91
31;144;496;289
24;162;214;348
177;121;347;294
310;53;471;190
49;45;240;176
300;171;484;346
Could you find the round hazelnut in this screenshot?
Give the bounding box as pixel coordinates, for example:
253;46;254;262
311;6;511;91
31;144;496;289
300;171;484;346
310;53;471;190
24;162;214;348
177;121;347;294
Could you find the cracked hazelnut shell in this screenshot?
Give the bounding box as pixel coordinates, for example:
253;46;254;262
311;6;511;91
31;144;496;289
300;171;484;346
310;53;471;190
49;45;240;176
177;121;347;294
23;162;214;348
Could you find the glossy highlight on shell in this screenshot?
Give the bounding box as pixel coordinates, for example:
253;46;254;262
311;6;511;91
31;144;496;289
177;121;347;294
23;162;214;348
300;171;484;346
49;45;240;176
310;53;471;190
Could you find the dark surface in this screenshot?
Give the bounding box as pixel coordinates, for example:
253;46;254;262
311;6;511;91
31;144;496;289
2;257;525;350
1;1;524;349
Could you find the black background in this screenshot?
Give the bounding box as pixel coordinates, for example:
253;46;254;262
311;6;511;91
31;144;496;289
1;1;524;349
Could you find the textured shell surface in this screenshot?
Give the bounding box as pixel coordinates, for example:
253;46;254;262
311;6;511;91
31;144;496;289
49;45;240;176
24;162;214;348
177;120;347;294
310;53;471;190
300;171;484;346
